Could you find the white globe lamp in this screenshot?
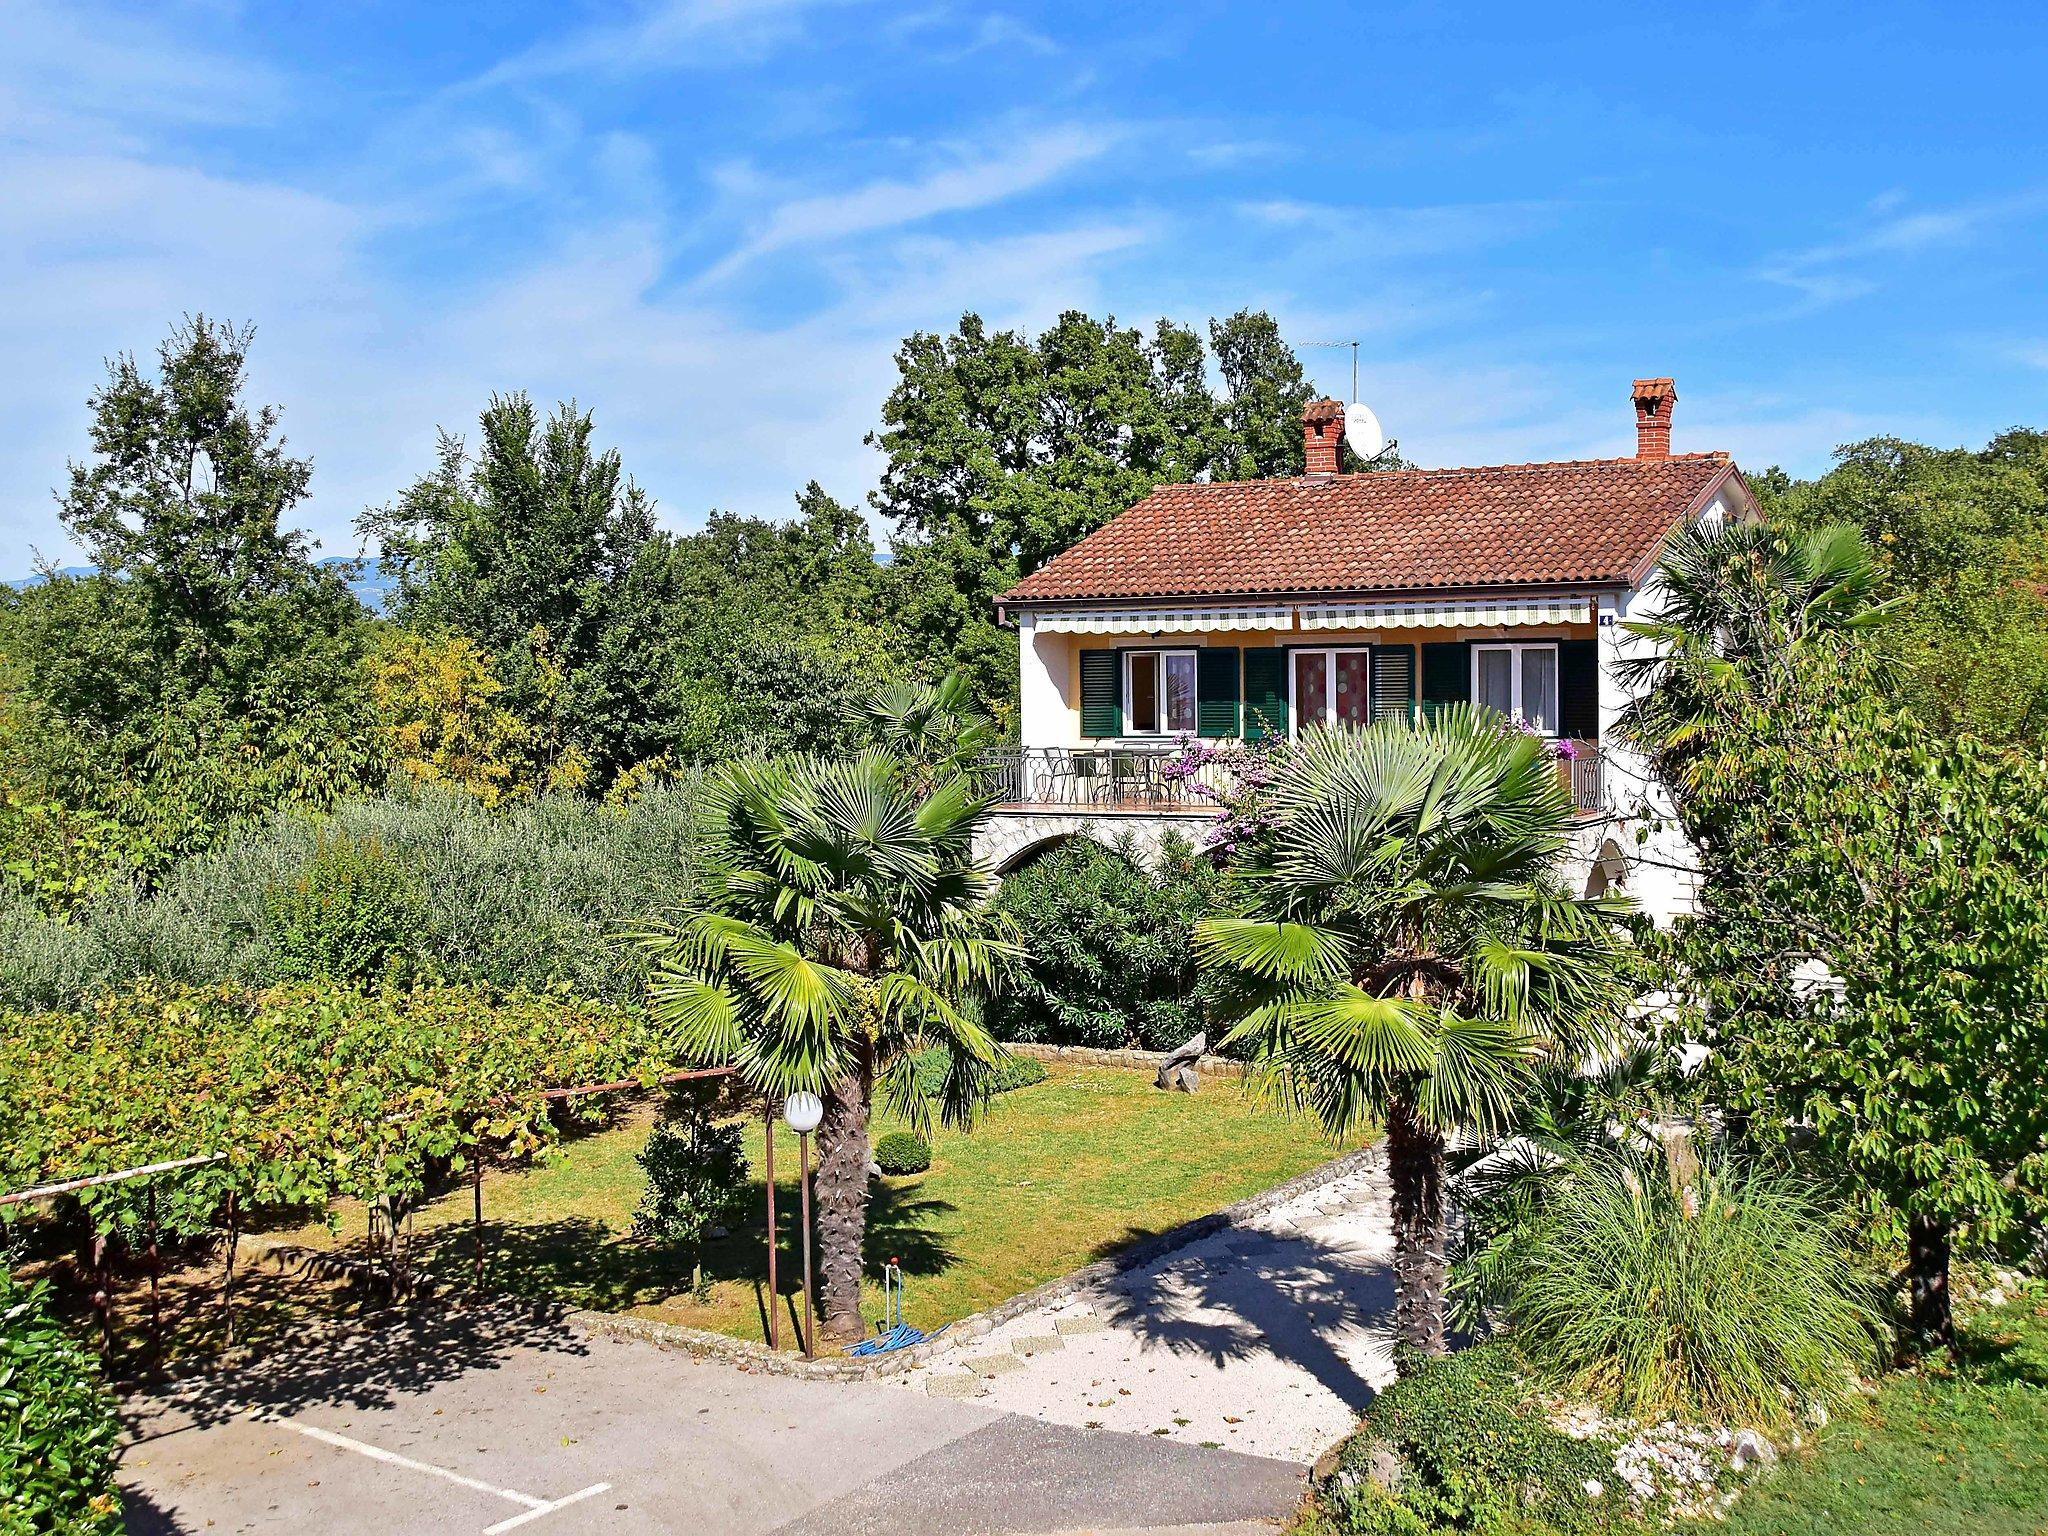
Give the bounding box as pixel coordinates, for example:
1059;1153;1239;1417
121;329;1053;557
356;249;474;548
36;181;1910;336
782;1091;824;1136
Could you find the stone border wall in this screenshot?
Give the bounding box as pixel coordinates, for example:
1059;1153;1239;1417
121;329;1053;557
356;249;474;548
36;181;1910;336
569;1142;1379;1381
999;1040;1249;1080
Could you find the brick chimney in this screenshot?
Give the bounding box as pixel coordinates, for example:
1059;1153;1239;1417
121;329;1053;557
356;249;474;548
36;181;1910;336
1632;377;1676;459
1302;397;1345;475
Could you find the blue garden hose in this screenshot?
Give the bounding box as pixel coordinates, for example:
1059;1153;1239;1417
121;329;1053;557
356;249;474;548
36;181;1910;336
842;1258;946;1356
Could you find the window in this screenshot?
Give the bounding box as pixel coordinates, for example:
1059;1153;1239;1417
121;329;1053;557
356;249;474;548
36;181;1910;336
1290;647;1371;733
1472;642;1559;733
1126;650;1196;734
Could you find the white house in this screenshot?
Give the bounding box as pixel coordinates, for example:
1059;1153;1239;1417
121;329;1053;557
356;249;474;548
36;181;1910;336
977;378;1753;925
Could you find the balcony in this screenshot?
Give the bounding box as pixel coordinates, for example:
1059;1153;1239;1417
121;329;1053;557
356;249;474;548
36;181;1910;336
977;747;1227;813
980;740;1608;816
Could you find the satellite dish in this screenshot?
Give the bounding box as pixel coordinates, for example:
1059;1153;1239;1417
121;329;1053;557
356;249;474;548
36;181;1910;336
1343;401;1385;461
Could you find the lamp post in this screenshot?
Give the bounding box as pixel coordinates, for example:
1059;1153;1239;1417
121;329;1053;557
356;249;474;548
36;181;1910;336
782;1090;824;1359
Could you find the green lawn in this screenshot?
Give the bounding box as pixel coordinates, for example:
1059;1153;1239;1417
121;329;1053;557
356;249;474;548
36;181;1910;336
1719;1284;2048;1536
280;1062;1355;1346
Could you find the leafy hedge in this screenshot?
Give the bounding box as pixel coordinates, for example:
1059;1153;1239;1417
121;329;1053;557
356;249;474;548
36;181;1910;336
988;833;1229;1053
0;1267;122;1536
908;1047;1046;1100
1316;1343;1616;1535
0;782;703;1011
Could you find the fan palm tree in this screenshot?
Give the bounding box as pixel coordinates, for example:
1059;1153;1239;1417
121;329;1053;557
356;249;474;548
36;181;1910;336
635;746;1019;1345
1195;708;1634;1355
1615;518;1897;790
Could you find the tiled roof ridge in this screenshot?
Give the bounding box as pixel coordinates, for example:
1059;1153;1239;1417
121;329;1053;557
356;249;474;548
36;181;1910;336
1217;451;1732;486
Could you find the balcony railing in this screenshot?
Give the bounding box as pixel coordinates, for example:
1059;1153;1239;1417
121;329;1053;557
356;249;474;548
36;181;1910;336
977;747;1227;811
981;741;1609;816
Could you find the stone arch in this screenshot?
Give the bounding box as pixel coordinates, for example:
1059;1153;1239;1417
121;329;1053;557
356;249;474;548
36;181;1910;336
974;811;1206;882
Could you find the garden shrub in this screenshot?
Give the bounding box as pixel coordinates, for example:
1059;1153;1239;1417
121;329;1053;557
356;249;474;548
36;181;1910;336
262;830;425;984
909;1046;1047;1100
0;1267;123;1536
1319;1342;1614;1535
0;780;704;1010
633;1105;750;1299
989;833;1227;1052
1506;1157;1879;1428
873;1131;932;1176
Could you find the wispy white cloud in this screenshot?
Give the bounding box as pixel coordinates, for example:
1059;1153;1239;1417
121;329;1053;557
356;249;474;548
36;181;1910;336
472;0;857;87
1235;198;1557;259
0;0;286;144
1758;186;2048;310
696;124;1114;283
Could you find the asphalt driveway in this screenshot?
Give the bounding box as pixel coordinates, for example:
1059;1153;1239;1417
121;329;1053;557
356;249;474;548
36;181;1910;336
118;1300;1303;1535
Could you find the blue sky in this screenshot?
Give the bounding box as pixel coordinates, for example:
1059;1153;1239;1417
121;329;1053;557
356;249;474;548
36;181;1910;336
4;1;2047;572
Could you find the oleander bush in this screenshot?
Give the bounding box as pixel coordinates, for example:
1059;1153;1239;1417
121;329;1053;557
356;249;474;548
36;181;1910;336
0;1266;123;1536
989;832;1228;1053
873;1131;933;1176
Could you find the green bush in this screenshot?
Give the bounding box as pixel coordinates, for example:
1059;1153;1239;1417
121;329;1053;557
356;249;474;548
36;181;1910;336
909;1046;1047;1100
0;1267;123;1536
1506;1157;1880;1428
0;780;704;1010
873;1131;932;1176
633;1114;750;1243
262;830;424;984
989;833;1227;1052
1320;1343;1614;1535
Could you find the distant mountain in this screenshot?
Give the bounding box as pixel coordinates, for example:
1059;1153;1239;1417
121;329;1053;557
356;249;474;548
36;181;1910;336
7;556;395;613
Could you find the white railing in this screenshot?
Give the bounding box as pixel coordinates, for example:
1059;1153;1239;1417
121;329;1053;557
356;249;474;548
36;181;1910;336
982;741;1609;816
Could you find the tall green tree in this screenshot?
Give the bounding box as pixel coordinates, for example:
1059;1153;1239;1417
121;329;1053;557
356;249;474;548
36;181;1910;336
636;730;1019;1344
867;308;1315;716
1761;430;2048;746
2;317;379;890
361;395;677;780
1622;520;2048;1355
1195;713;1633;1354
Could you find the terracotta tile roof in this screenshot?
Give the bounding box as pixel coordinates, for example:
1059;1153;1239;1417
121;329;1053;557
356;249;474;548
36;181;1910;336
1000;454;1739;606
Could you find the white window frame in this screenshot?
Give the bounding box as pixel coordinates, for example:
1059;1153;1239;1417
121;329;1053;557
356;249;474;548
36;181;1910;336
1124;648;1198;736
1287;646;1373;736
1471;642;1560;733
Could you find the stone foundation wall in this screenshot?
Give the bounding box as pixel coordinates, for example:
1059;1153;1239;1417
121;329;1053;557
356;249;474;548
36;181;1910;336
999;1040;1248;1080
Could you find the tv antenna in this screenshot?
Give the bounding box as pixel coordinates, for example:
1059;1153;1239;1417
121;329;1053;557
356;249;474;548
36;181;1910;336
1302;340;1389;462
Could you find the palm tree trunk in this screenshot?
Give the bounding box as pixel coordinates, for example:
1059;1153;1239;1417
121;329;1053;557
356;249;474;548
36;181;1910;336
813;1051;873;1345
1386;1096;1448;1359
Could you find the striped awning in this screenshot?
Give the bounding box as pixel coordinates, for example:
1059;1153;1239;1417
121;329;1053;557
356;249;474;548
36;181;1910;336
1296;597;1591;631
1034;605;1295;635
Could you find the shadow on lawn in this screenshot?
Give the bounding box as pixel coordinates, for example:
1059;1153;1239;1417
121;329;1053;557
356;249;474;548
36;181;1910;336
379;1177;961;1340
1082;1223;1394;1415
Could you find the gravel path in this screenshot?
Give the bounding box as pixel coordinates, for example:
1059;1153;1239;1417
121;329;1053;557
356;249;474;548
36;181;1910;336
888;1150;1396;1465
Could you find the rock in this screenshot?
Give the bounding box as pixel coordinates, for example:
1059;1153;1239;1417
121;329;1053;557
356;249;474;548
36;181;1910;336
1730;1429;1778;1473
707;1225;729;1241
1155;1031;1206;1090
1583;1478;1605;1499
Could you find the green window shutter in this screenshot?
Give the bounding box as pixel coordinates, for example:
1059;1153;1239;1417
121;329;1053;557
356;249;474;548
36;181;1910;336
1419;641;1472;722
1079;648;1122;738
1241;647;1289;740
1370;645;1417;725
1558;638;1600;739
1196;648;1240;738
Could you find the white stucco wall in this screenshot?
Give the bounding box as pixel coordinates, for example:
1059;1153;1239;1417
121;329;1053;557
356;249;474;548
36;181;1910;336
1016;614;1080;748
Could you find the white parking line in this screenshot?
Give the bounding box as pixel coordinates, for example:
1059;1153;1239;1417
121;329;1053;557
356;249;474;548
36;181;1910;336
481;1484;613;1534
244;1408;610;1532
